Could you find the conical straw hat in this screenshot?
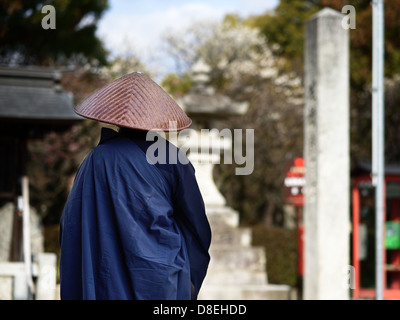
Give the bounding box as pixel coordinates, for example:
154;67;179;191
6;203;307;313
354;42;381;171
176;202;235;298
74;72;192;131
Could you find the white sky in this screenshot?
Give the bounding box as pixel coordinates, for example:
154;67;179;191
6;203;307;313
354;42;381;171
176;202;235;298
97;0;279;77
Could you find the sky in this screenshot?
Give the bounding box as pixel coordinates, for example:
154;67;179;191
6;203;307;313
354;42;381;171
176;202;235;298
96;0;279;77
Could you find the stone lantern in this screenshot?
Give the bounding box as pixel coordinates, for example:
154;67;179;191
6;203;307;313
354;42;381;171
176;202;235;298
177;60;291;299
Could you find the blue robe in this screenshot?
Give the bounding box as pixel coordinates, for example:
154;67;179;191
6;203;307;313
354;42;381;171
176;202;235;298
59;127;211;300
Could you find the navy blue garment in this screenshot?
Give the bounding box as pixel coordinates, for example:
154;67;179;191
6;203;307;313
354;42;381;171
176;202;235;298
59;127;211;300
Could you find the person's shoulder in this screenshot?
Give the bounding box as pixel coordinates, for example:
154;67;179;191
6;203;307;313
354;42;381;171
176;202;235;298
167;143;195;177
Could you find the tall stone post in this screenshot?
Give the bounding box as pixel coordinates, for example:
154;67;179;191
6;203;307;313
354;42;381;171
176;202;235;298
304;8;350;300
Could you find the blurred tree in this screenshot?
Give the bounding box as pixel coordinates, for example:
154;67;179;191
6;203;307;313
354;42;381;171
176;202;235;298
246;0;320;75
319;0;400;166
163;19;304;225
102;55;148;80
163;17;293;96
320;0;400;89
248;0;400;89
0;0;109;66
385;76;400;164
163;20;217;74
214;79;303;226
161;72;193;99
247;0;400;167
163;0;400;225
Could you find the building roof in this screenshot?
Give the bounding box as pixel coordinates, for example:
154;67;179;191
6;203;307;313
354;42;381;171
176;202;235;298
0;66;81;123
351;162;400;177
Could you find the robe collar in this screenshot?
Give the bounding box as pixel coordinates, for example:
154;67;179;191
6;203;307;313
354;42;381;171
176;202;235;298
99;127;150;145
99;127;119;145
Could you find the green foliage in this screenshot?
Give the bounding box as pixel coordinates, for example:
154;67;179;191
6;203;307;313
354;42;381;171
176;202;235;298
0;0;109;65
248;0;400;89
163;0;400;226
222;13;243;27
161;73;193;98
246;0;320;74
319;1;400;166
251;226;298;286
245;0;400;169
319;0;400;88
164;16;304;225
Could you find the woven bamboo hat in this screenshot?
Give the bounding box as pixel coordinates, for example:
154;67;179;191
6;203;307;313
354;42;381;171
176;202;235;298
74;72;192;131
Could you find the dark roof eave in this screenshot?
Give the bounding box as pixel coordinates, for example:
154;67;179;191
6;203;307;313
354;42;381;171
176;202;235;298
352;162;400;177
0;116;82;125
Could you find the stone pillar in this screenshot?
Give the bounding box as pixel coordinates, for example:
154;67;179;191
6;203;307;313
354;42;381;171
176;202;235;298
35;253;57;300
304;8;350;300
179;129;239;228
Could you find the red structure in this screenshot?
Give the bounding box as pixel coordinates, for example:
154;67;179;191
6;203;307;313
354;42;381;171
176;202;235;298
352;163;400;299
284;157;305;207
283;157;304;277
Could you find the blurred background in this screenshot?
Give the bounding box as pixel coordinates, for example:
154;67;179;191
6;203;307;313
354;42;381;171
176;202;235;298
1;0;400;299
